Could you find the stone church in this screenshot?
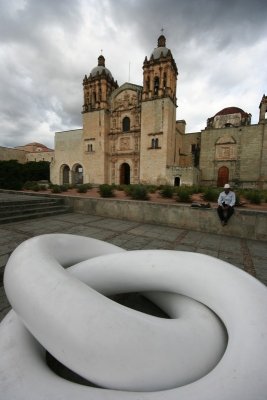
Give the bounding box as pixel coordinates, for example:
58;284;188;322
50;34;267;189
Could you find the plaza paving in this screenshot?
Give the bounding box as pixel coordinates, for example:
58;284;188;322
1;207;267;322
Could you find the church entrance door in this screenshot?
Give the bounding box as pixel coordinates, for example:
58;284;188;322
120;163;130;185
217;166;229;187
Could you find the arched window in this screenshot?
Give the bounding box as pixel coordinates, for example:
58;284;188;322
122;116;130;132
163;72;167;90
151;138;159;149
92;92;96;106
146;77;150;92
154;77;159;95
72;164;83;185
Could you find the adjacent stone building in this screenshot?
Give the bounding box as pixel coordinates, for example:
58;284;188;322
0;142;54;163
50;35;267;189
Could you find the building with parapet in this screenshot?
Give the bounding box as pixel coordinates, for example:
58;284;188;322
50;35;267;189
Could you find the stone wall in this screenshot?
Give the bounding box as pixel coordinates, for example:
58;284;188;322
199;124;266;187
64;196;267;241
0;147;26;163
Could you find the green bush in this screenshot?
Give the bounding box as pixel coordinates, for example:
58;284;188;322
123;185;134;196
0;160;24;190
99;184;115;198
202;187;220;202
77;184;88;193
0;160;50;190
244;190;262;204
23;181;38;190
59;184;69;192
176;187;192;203
159;185;174;198
51;185;62;193
129;185;150;200
38;184;47;191
23;161;50;182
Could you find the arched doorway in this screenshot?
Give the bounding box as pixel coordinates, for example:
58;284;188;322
120;163;130;185
61;165;70;184
217;166;229;187
174;177;180;186
72;164;83;185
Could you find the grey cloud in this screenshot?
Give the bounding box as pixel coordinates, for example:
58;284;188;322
0;0;266;148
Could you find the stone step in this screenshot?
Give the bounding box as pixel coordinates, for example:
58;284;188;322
0;196;71;224
0;198;64;208
0;204;69;218
0;207;71;224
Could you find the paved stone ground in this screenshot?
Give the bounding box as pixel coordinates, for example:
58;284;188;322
1;209;267;323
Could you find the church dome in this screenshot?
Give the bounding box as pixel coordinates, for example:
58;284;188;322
214;107;247;117
207;106;251;129
90;55;113;78
150;34;170;59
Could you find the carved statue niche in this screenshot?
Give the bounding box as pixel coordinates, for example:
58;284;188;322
120;137;130;151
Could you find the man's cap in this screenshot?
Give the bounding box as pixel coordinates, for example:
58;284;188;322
224;183;230;189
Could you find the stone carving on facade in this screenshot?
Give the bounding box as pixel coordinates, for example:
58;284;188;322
215;135;237;160
119;137;130;151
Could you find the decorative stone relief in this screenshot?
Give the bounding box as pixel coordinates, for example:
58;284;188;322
120;137;130;150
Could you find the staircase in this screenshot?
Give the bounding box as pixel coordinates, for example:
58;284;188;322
0;196;72;224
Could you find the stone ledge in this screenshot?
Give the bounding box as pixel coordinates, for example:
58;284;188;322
1;190;266;241
63;196;267;241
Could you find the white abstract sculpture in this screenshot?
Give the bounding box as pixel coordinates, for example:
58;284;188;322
0;234;267;399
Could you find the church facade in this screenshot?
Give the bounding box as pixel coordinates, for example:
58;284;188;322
50;35;267;189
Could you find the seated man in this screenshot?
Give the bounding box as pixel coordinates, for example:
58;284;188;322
217;183;236;226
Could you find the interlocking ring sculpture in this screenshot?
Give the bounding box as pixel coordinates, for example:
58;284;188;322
0;234;267;399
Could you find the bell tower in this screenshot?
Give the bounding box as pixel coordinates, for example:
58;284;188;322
140;34;178;185
82;55;118;112
82;54;118;184
142;34;177;103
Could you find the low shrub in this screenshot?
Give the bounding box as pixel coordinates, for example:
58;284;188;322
38;184;47;191
51;185;62;193
202;187;220;202
23;181;38;190
176;187;192;203
123;185;133;196
99;184;115;198
244;190;262;204
59;184;69;192
77;184;88;193
129;185;150;200
159;185;174;198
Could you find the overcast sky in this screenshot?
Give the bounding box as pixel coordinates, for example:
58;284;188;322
1;0;267;149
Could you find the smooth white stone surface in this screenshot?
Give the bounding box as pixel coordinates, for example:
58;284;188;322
1;234;267;399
